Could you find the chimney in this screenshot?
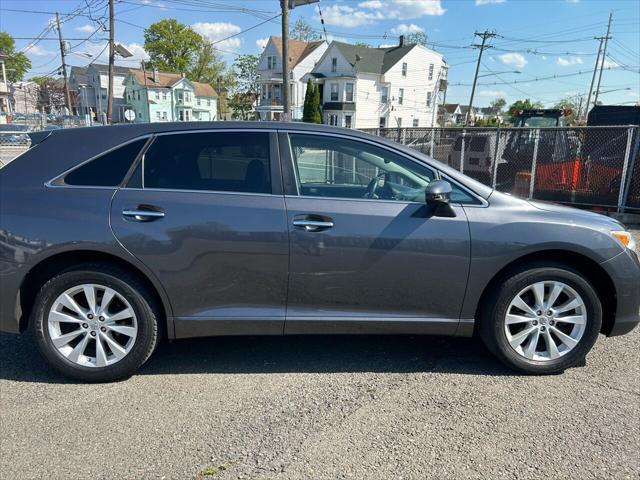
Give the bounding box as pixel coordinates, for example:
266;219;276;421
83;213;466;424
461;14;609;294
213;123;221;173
152;68;159;83
399;35;405;47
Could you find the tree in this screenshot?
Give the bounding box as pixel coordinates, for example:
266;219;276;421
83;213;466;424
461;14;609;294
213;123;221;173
143;19;202;73
489;97;506;114
312;84;322;123
189;38;226;85
0;32;32;82
553;97;577;125
302;79;314;122
32;78;66;114
229;54;259;120
406;32;428;46
507;98;543;123
290;18;321;42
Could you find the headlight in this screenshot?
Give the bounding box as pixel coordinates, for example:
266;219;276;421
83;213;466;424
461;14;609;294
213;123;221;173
611;230;636;251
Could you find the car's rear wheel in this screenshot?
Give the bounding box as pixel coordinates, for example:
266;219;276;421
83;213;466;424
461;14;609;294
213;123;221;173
31;264;160;382
479;265;602;374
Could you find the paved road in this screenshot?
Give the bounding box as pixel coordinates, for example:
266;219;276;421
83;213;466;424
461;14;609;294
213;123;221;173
1;231;639;480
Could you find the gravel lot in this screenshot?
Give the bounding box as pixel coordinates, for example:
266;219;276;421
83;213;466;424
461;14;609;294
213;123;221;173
1;229;639;480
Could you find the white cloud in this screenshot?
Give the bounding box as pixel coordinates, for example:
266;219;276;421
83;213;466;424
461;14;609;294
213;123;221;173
378;43;397;48
327;34;348;43
390;24;424;35
75;24;97;33
479;90;507;97
191;22;242;51
321;0;444;28
24;44;54;56
475;0;506;4
256;37;269;50
602;58;619;68
542;55;548;60
499;52;527;69
556;56;583;66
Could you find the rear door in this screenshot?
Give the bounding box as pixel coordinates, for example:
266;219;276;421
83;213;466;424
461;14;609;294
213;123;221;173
280;132;473;335
110;130;289;338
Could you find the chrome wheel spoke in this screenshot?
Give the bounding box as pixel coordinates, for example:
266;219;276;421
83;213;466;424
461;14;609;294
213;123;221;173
48;283;137;368
51;329;85;348
511;295;537;316
107;307;134;323
67;333;91;363
505;280;587;362
509;326;537;348
555;315;585;325
106;325;136;337
49;311;85;325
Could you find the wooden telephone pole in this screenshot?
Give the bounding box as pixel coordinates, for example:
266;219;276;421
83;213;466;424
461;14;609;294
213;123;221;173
55;13;72;114
465;31;496;126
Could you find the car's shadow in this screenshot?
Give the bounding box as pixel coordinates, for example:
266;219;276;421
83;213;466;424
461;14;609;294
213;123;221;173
0;333;518;384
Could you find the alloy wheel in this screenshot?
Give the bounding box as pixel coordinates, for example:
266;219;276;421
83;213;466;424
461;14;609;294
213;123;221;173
504;281;587;361
47;284;138;367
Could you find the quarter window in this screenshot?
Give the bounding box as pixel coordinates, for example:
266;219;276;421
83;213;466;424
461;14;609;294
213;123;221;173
143;132;271;194
64;138;147;187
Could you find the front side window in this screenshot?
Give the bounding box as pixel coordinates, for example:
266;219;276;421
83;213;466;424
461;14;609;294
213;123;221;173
345;83;354;102
330;83;339;101
289;134;435;202
144;132;271;194
64;138;147;187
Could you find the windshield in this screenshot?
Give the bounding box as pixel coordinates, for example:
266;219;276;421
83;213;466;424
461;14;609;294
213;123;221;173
515;116;562;128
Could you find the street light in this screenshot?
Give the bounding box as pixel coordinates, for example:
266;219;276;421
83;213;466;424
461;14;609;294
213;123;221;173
598;87;632;95
477;70;521;78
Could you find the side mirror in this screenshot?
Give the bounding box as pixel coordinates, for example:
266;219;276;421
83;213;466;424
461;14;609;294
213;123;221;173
425;180;456;218
425;180;452;205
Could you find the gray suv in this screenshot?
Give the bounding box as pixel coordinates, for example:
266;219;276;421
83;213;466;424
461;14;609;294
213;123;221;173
1;122;638;382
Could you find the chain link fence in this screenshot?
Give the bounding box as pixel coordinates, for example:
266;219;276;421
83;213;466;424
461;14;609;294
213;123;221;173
362;126;640;214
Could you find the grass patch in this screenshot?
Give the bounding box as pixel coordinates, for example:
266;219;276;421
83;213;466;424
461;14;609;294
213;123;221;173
194;464;228;479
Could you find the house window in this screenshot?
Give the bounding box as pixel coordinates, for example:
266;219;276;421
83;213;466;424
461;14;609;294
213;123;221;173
427;92;432;108
136;91;140;101
331;57;337;73
381;86;389;104
274;84;281;99
397;118;402;127
162;91;167;100
327;114;338;126
345;115;352;129
428;64;434;80
161;111;167;121
197;98;201;106
345;83;354;102
402;62;407;77
178;91;184;103
413;119;419;127
207;99;211;107
156;111;161;121
398;88;404;105
185;92;191;102
155;91;160;100
379;116;386;128
262;84;267;99
267;55;277;69
185;110;191;121
330;83;339;101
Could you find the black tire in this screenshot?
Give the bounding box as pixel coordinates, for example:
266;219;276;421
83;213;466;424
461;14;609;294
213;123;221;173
478;264;602;375
30;263;161;382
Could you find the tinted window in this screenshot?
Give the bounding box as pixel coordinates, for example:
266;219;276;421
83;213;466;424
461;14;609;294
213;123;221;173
290;134;435;202
64;138;147;186
144;132;271;194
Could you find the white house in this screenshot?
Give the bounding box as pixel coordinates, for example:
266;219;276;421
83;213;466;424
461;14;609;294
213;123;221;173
256;36;328;121
303;37;446;129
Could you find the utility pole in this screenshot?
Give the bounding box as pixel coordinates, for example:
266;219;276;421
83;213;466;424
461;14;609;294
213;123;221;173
281;0;290;120
55;12;72;114
107;0;115;124
594;11;613;108
466;31;496;126
584;37;603;120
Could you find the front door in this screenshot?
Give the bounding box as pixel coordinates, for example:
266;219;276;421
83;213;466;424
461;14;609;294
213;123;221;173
282;132;473;335
110;130;289;338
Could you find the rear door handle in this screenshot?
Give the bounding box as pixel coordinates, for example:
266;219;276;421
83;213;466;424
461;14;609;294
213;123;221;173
292;216;334;232
122;207;165;222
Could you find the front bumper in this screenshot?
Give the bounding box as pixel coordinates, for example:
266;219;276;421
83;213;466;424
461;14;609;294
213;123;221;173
0;260;29;334
600;249;640;337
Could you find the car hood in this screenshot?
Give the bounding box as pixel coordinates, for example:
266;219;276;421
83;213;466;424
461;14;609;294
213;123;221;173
526;198;626;230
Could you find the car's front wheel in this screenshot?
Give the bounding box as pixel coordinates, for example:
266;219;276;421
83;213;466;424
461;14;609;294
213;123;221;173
31;264;160;382
479;264;602;374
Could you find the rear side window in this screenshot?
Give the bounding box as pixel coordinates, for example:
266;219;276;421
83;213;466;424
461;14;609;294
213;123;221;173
64;139;147;186
143;132;271;194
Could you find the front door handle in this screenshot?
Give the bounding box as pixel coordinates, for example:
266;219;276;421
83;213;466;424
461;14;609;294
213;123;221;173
292;216;334;232
122;206;165;222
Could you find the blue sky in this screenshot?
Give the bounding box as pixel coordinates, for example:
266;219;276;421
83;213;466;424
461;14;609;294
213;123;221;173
1;0;638;108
